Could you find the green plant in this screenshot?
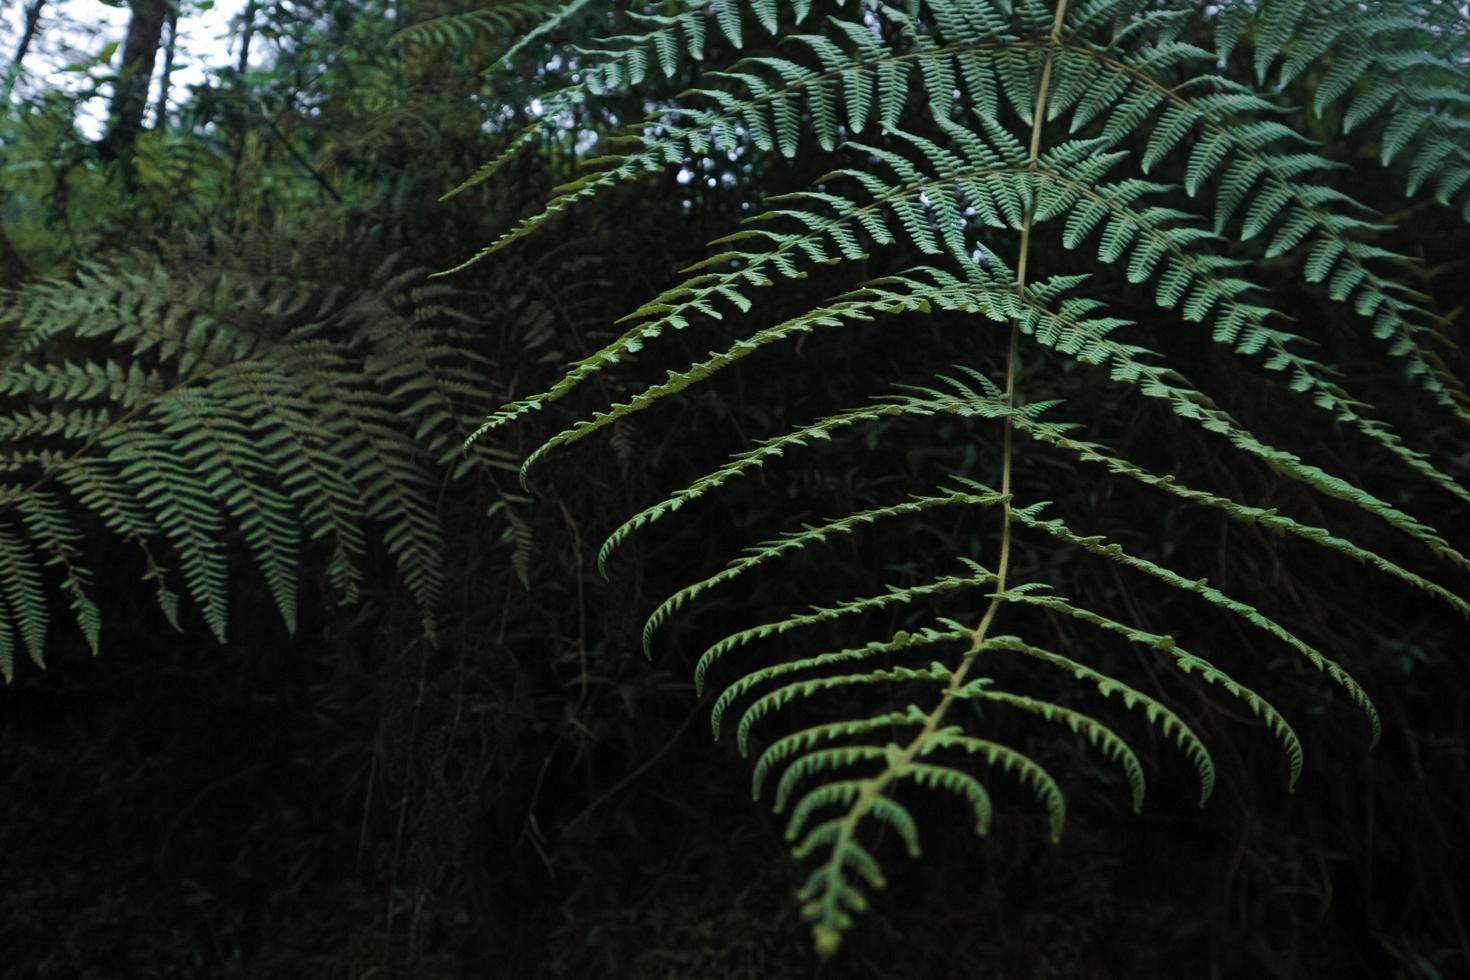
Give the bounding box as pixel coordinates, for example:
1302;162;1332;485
466;0;1470;955
0;224;492;677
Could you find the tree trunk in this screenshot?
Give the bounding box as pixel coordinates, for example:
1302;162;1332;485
237;0;258;76
0;224;31;289
98;0;169;162
230;0;259;176
152;1;179;129
2;0;47;108
1;0;45;287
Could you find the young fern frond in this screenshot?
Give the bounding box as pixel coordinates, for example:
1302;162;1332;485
464;0;1470;955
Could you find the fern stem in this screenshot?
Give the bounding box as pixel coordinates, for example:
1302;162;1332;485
805;0;1072;953
953;0;1068;722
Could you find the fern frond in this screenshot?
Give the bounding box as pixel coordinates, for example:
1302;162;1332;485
390;2;567;51
752;705;929;799
642;489;1006;658
1010;591;1305;790
13;493;100;657
975;482;1383;744
1001;407;1470;620
462;0;1470;955
735;661;955;756
1240;0;1470;221
440;0;845;219
696;559;996;695
972;631;1215;805
916;728;1068;841
963;688;1146;812
0;525;47;677
0;235;492;668
717;625;976;741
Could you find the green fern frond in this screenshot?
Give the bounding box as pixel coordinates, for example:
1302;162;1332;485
735;662;955;757
965;689;1146;812
0;234;494;673
916;728;1067;841
0;526;47;674
1238;0;1470;220
716;625;977;739
462;0;1470;955
1011;591;1305;790
695;560;997;694
973;632;1215;805
390;2;567;51
974;482;1384;744
14;493;100;656
752;704;928;798
642;489;1006;659
998;407;1470;621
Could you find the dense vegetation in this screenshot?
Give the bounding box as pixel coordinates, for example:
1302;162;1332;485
1;1;1466;977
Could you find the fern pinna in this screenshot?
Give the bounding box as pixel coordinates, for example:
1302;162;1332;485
0;231;492;678
460;0;1469;954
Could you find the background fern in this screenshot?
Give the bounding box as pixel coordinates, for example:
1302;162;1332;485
469;0;1470;955
0;223;494;677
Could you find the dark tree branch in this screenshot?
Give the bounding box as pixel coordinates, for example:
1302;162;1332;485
1;0;47;108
